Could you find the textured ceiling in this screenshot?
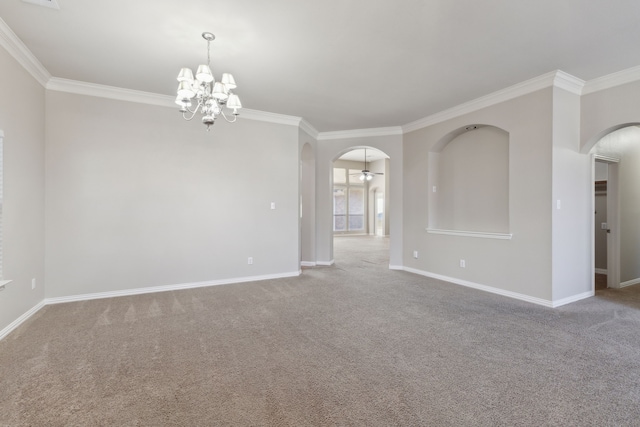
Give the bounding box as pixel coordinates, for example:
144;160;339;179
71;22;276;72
2;0;640;132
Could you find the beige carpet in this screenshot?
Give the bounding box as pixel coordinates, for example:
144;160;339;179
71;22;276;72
2;236;640;426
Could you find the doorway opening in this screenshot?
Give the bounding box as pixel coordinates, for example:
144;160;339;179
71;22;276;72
332;147;390;265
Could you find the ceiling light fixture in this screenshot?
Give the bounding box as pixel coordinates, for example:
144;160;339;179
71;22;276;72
357;148;383;181
175;32;242;131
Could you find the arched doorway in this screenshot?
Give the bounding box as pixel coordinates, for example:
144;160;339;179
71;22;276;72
331;147;390;265
588;125;640;290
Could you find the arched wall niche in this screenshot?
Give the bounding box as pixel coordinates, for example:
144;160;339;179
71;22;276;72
428;124;510;235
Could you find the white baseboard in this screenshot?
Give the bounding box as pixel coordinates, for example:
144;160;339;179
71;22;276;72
400;266;592;308
620;277;640;288
389;265;404;271
594;268;608;275
0;300;46;341
45;270;302;305
301;261;316;267
316;260;334;266
550;291;594;307
1;270;303;341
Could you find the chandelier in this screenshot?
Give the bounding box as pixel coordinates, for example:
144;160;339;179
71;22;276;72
175;32;242;131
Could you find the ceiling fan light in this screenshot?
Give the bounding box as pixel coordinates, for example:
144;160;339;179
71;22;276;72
196;64;214;83
366;174;373;181
359;174;365;181
177;67;194;82
177;81;196;99
221;73;237;89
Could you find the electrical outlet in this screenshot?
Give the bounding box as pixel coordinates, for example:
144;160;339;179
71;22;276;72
413;250;418;259
32;278;36;289
459;259;466;268
270;202;276;210
248;257;253;265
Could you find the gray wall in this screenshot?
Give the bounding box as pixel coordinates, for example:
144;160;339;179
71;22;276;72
45;91;301;298
551;87;590;301
403;89;554;300
0;45;45;333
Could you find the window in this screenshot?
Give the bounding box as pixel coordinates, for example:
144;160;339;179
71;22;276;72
333;167;365;233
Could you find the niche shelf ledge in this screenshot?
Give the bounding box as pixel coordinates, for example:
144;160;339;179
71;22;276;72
426;228;513;240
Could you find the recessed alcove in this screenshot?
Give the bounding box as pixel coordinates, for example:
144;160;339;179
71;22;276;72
428;124;510;238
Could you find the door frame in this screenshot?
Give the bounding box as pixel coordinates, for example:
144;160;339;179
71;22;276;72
593;154;620;289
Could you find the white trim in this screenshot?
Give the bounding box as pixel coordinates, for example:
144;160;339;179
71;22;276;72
402;266;554;307
0;280;11;287
594;268;608;275
553;70;586;95
46;78;305;128
426;228;513;240
301;261;316;267
402;265;593;308
620;277;640;288
317;126;403;141
47;77;175;107
0;300;46;341
582;64;640;95
0;17;51;87
21;0;60;9
316;260;335;266
45;270;302;305
238;109;302;127
389;265;404;271
551;291;594;307
1;270;301;341
402;70;584;134
299;119;319;139
593;154;620;163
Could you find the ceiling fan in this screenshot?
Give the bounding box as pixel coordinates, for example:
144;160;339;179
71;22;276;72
350;148;384;181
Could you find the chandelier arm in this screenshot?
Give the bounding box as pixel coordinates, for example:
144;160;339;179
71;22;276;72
182;103;201;121
220;110;239;123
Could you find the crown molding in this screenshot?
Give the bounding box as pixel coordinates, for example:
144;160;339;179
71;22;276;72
317;126;403;141
402;70;583;134
582;64;640;95
238;108;302;127
47;77;175;107
553;70;585;95
299;119;319;140
47;77;305;127
0;17;50;87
